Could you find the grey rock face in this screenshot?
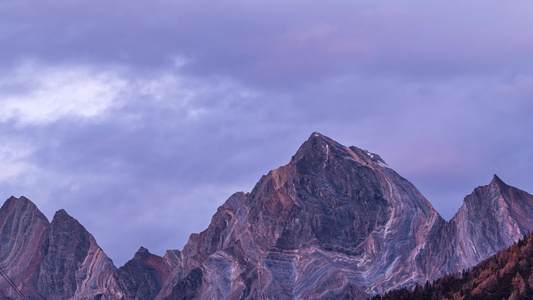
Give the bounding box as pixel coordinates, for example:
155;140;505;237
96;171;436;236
2;133;533;299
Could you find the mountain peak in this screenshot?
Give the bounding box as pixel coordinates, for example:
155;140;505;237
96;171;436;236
3;195;38;209
490;174;506;188
304;131;340;149
134;246;151;259
292;132;388;172
240;132;442;295
0;195;49;225
52;208;73;222
7;195;18;202
297;132;344;158
290;132;342;169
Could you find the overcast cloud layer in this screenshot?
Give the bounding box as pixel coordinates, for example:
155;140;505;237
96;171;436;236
1;1;533;266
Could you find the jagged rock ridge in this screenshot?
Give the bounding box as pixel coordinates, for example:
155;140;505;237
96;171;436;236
1;132;533;299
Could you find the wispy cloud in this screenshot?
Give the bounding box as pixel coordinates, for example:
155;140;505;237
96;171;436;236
0;61;125;125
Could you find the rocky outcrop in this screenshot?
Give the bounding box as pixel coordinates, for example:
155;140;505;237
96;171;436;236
0;197;115;300
2;132;533;299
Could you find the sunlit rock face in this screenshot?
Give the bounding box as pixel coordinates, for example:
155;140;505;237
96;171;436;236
0;197;115;300
2;133;533;299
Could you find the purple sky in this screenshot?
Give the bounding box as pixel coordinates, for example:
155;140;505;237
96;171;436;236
1;1;533;266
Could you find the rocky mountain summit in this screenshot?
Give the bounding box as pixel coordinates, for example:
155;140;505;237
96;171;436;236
1;132;533;299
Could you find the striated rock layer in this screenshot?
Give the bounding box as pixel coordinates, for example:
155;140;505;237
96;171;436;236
2;132;533;299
